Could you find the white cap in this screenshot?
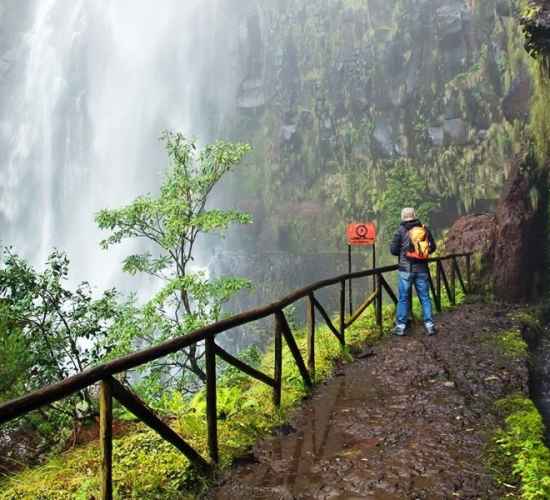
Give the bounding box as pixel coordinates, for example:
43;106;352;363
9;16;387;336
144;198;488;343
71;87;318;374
401;207;417;222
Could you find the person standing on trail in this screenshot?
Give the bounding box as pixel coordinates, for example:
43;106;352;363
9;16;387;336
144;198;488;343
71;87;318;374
390;207;437;336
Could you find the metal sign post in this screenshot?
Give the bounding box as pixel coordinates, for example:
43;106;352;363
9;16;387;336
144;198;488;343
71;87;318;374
346;222;377;320
372;242;376;294
348;244;352;315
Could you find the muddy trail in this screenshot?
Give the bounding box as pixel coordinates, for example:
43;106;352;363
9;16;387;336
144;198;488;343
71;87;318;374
209;303;528;500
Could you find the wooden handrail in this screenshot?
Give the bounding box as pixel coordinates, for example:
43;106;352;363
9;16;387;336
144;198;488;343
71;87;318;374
0;252;473;499
0;254;470;425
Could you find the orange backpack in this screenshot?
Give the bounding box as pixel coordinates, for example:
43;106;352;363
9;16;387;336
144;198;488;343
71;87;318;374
406;226;430;260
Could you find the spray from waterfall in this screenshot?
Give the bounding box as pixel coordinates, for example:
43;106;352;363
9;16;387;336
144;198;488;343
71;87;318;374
0;0;251;292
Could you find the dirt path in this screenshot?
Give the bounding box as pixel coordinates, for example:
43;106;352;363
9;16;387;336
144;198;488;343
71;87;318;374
209;303;528;500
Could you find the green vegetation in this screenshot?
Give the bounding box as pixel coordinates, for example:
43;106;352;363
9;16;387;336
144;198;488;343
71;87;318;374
0;306;29;404
0;303;394;499
377;165;439;234
529;66;550;166
495;329;529;359
489;394;550;499
486;305;550;499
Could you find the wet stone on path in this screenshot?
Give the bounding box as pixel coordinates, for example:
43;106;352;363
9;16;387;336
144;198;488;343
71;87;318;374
209;304;527;500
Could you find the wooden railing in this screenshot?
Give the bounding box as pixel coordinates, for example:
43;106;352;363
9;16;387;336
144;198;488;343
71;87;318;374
0;253;472;499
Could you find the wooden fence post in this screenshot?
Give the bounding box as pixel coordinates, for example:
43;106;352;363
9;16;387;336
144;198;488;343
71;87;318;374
307;293;315;379
205;335;218;463
273;314;282;407
99;379;113;500
436;261;442;308
376;274;383;332
466;254;472;293
408;285;413;323
348;246;353;316
339;280;346;347
450;259;456;305
428;265;441;313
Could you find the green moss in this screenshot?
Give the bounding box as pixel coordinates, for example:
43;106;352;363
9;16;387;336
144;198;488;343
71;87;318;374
488;394;550;499
496;329;529;358
512;308;544;334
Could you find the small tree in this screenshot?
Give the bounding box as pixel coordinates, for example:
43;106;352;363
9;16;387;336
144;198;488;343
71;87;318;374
96;132;252;391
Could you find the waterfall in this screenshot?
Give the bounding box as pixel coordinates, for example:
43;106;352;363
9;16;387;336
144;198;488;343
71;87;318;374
0;0;248;291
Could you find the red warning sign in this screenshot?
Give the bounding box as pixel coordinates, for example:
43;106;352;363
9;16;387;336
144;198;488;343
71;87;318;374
346;222;377;246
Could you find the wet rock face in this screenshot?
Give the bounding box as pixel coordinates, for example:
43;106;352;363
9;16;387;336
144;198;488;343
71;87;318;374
526;324;550;436
445;154;548;303
445;212;497;258
493;160;545;302
444;212;497;290
436;3;469;48
444;117;468;145
502;76;532;122
237;9;265;111
226;0;534;253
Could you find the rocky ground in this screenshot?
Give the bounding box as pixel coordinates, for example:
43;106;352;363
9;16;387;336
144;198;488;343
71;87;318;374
209;303;528;500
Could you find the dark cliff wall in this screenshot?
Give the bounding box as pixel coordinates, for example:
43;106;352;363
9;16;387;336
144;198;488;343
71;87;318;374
444;0;550;302
220;0;532;258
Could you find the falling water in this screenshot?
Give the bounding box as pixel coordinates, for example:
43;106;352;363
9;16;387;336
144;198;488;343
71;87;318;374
0;0;250;291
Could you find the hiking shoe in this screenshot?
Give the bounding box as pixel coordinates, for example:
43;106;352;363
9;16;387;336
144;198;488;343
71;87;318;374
392;325;407;336
425;323;437;336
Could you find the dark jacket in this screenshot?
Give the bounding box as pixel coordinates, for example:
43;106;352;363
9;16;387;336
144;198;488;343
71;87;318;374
390;219;436;273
